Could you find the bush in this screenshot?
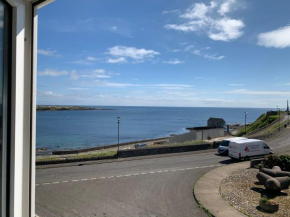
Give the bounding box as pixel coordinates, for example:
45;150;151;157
263;154;290;171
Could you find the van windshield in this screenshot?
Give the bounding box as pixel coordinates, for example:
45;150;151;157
220;140;230;147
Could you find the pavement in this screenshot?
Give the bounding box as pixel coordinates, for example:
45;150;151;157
194;162;249;217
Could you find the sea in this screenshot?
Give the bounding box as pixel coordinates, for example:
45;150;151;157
36;106;273;151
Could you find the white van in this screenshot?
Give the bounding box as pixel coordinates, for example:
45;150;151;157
228;139;273;160
217;137;246;155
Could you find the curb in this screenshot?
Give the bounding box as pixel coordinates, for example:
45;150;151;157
194;161;249;217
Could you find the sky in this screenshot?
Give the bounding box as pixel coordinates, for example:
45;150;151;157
37;0;290;108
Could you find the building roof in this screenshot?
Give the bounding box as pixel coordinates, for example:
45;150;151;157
208;117;225;122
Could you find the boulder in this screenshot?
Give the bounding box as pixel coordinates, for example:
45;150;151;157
257;172;290;192
261;167;290;177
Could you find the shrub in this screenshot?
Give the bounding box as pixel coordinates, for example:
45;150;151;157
263;154;290;171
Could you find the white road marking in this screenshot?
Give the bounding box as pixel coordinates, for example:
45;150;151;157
37;164;222;186
35;215;40;217
42;183;51;185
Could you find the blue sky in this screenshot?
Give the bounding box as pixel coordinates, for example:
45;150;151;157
37;0;290;108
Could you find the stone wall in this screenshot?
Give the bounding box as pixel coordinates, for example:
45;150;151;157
118;143;212;158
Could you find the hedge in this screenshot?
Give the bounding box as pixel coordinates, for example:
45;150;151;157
263;154;290;171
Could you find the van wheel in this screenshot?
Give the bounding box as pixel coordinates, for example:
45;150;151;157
245;156;250;161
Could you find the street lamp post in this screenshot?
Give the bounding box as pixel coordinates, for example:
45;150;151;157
117;117;120;157
244;112;247;135
278;109;280;131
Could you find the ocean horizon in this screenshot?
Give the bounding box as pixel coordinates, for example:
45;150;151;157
36;106;276;152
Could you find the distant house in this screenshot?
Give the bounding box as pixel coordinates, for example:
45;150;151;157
207;117;225;128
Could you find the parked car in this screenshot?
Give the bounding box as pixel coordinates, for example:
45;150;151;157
228;139;273;160
217;137;246;155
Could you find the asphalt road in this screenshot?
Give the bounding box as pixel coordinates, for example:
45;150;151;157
36;127;290;217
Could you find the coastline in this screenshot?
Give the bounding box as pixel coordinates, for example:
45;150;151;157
36;105;115;111
36;137;170;156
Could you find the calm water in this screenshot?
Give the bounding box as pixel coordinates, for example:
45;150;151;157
36;106;272;151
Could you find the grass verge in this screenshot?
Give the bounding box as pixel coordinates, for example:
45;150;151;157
36;151;117;164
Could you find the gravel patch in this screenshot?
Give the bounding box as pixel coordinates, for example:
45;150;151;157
220;168;290;217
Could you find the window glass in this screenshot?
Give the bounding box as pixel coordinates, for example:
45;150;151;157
220;140;230;147
0;2;4;213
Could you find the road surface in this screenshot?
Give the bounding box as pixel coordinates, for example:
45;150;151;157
36;128;290;217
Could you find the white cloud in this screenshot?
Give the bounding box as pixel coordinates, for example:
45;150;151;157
69;88;88;90
80;69;111;79
208;18;244;41
70;71;79;80
218;0;236;15
165;0;245;42
38;69;68;76
227;89;290;95
229;83;244;86
109;26;118;31
180;1;217;19
106;46;160;60
38;49;60;57
87;56;98;61
185;45;224;60
107;57;127;63
277;82;290;86
94;69;106;73
257;26;290;48
163;59;185;65
37;91;63;97
162;10;180;15
70;59;94;66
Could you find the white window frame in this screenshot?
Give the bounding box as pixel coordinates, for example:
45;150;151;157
4;0;54;216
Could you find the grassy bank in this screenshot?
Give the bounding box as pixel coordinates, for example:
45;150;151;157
36;151;117;164
236;113;279;136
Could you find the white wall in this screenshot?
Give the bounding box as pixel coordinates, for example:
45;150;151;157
169;128;224;143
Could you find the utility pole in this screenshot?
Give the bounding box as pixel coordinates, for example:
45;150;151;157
117;117;120;158
279;108;280;131
244;112;247;135
287;100;289;125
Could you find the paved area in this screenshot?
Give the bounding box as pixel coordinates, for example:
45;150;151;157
36;127;290;217
36;151;230;217
194;162;248;217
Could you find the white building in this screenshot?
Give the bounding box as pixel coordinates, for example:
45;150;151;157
0;0;53;216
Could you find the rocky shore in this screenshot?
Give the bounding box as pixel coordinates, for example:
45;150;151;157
36;105;115;111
